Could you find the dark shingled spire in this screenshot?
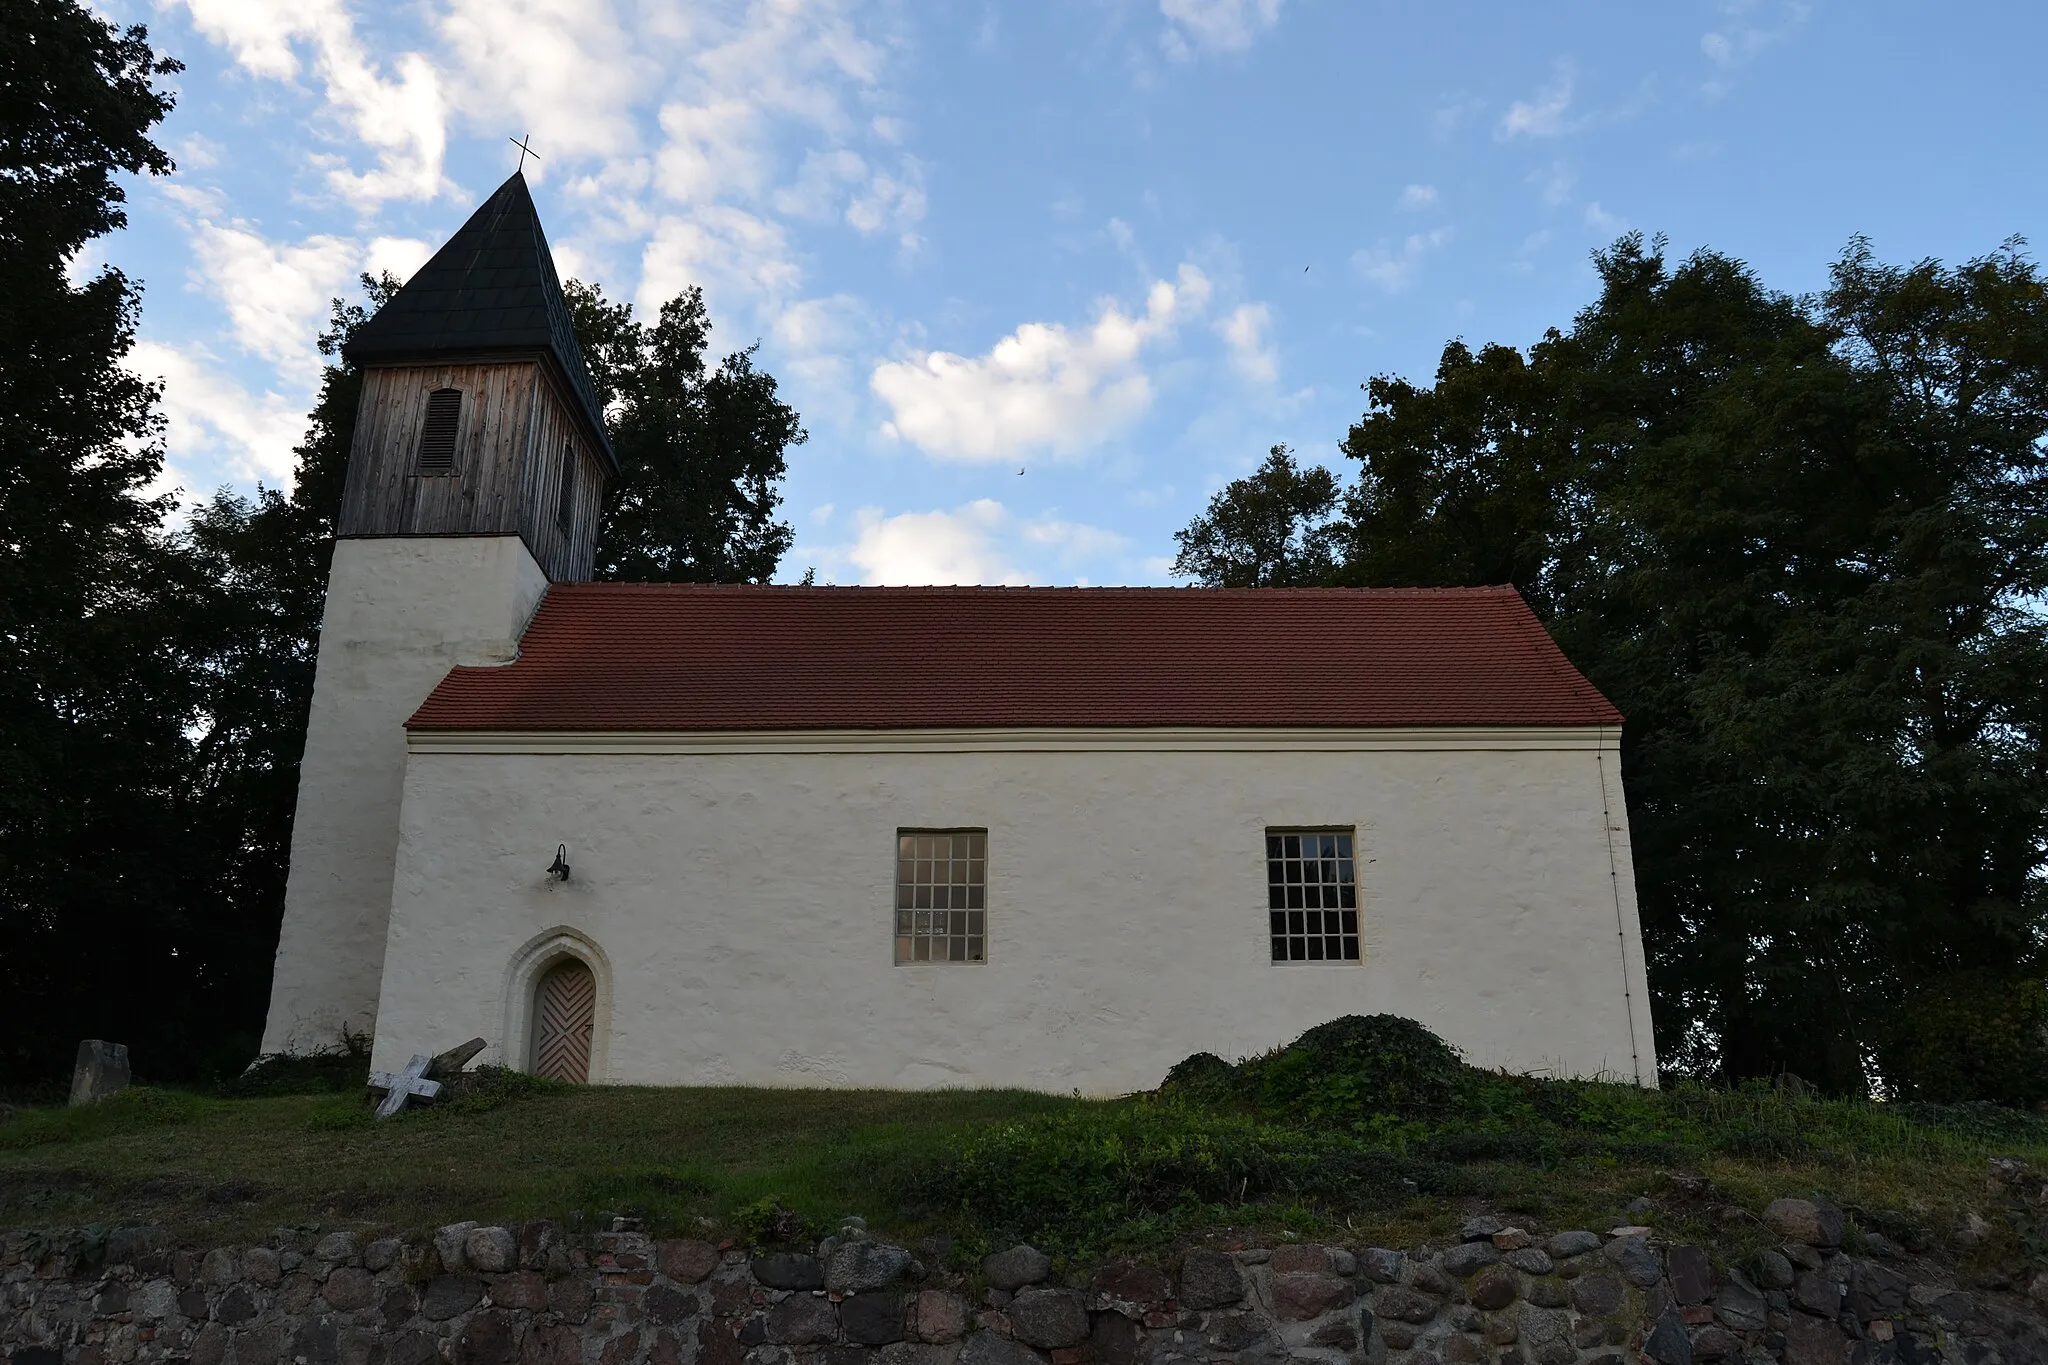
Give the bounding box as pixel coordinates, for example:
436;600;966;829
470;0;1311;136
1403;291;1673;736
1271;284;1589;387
343;171;615;470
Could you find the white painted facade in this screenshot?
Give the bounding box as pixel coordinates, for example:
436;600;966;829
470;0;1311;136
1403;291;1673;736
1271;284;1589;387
368;726;1656;1093
260;535;550;1054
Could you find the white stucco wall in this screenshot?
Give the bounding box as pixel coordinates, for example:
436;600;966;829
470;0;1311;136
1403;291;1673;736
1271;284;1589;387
260;536;550;1054
370;729;1657;1093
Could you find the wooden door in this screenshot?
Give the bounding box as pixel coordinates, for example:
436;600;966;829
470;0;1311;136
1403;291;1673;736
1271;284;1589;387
532;960;595;1083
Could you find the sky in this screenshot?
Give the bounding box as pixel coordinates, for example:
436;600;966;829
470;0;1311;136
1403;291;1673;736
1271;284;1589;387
96;0;2048;586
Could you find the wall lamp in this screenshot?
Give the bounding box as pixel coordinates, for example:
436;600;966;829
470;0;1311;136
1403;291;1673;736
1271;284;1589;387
546;844;571;882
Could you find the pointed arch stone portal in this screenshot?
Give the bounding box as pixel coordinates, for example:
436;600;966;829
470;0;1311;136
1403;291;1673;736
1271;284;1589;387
503;927;612;1083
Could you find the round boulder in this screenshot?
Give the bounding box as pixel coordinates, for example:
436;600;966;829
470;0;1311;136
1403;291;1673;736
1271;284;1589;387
1008;1288;1089;1350
984;1245;1053;1292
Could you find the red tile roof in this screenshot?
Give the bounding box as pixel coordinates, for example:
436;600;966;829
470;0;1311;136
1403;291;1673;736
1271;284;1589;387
406;583;1621;731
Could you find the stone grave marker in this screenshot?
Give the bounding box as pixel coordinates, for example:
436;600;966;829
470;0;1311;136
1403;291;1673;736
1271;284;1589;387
69;1040;130;1106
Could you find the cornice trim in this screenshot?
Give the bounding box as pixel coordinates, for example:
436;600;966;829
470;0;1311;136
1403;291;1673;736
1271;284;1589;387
406;725;1623;756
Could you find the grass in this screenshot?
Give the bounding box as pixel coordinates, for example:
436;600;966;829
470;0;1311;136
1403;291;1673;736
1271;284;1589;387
0;1081;1078;1252
4;1020;2046;1280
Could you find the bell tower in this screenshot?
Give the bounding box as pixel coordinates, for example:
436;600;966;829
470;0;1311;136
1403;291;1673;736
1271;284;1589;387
259;172;617;1055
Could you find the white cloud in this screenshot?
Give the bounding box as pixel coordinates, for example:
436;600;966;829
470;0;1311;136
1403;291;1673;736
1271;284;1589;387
168;0;448;206
182;218;358;373
1022;518;1129;564
1584;202;1625;233
1530;160;1576;207
846;160;927;251
1499;62;1576;139
437;0;655;166
773;148;869;220
1397;184;1439;211
1160;0;1283;56
1351;229;1451;293
846;500;1029;585
365;235;433;286
639;206;802;319
1701;2;1810;68
830;500;1129;584
131;340;309;487
871;265;1213;462
175;133;226;170
1217;302;1277;384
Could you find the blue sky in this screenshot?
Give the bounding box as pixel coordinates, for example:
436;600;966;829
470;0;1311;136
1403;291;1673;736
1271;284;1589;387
99;0;2048;584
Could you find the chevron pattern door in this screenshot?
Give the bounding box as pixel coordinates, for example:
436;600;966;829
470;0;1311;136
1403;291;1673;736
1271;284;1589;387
531;960;595;1083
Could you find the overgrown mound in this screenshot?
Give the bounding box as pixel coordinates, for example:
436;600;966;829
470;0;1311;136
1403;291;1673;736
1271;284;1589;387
1162;1014;1478;1123
219;1034;371;1098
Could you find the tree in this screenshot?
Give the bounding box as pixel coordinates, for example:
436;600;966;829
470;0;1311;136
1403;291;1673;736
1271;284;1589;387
159;274;402;1075
0;2;186;1081
1171;446;1342;587
566;281;804;581
1176;234;2048;1099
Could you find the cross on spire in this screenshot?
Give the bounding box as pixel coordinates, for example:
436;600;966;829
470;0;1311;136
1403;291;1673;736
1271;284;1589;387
510;133;540;174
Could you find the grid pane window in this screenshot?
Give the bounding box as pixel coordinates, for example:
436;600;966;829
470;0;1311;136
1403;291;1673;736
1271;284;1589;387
1267;830;1359;962
895;830;986;963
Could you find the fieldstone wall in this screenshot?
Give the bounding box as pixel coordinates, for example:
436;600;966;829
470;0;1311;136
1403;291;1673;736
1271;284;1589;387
4;1204;2045;1365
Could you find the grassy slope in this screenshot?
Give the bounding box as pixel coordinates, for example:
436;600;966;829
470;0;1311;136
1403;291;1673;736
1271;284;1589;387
3;1079;2045;1285
0;1084;1074;1247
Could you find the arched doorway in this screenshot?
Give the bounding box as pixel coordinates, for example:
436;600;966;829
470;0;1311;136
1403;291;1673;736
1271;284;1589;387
531;959;596;1083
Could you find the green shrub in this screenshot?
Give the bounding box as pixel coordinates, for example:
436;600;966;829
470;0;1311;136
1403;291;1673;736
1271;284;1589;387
899;1102;1442;1253
221;1030;371;1098
1162;1015;1477;1126
441;1066;569;1114
1158;1052;1242;1106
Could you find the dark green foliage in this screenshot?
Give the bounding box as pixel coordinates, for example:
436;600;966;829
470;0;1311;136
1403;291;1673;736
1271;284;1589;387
1157;1052;1237;1105
1178;235;2048;1101
441;1065;571;1115
1880;973;2048;1107
0;0;178;259
1251;1015;1472;1121
0;2;194;1083
1171;445;1341;586
899;1104;1446;1253
219;1029;371;1098
565;280;804;582
152;274;401;1085
893;1014;2048;1254
1163;1016;1473;1124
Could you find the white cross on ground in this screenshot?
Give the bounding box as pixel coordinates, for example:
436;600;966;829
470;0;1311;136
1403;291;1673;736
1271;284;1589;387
369;1053;443;1119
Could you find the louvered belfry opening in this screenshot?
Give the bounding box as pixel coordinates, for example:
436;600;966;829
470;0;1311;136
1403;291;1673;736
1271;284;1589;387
531;959;595;1083
556;441;575;532
417;388;463;473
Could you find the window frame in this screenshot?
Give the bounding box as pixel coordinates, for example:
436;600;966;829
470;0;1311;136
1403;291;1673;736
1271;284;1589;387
892;828;988;966
1264;826;1362;965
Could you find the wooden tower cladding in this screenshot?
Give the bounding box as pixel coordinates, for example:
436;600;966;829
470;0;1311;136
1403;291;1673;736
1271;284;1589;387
338;359;606;582
327;168;618;584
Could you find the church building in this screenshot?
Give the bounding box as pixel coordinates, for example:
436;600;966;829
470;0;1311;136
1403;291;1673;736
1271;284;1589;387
260;172;1658;1094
